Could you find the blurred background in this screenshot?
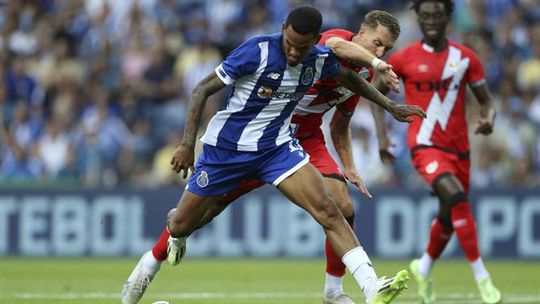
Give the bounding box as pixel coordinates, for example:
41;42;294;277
1;0;539;189
0;0;539;261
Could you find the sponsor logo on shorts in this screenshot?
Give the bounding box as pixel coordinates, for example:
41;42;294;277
425;161;439;174
197;171;209;188
301;67;314;85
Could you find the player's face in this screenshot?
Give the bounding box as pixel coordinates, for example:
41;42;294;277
281;24;320;66
356;25;396;58
417;1;449;43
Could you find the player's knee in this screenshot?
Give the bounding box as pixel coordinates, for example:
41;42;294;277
167;208;177;221
312;194;342;227
333;194;354;218
168;214;196;238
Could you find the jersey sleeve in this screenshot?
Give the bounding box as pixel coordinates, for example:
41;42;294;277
319;52;341;80
464;50;486;88
215;38;261;85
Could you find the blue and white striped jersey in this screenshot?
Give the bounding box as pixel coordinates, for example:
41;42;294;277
200;33;341;152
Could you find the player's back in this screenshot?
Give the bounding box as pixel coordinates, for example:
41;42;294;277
387;40;486;154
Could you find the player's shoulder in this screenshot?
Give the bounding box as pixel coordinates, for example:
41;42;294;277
388;41;422;58
448;40;479;58
321;28;355;41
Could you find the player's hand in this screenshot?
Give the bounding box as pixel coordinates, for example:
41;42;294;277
344;170;372;199
474;117;494;135
378;136;396;165
170;144;195;178
377;62;400;93
390;104;426;123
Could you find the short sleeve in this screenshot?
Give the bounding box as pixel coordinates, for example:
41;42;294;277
319;52;341;80
215;38;261;85
465;50;486;88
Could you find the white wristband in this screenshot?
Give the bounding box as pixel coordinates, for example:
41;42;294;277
371;57;384;70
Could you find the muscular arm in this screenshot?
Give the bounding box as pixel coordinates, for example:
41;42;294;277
330;109;372;197
326;37;399;92
330;110;355;173
370;74;398;164
171;72;226;178
182;72;227;148
334;66;425;123
470;83;496;135
326;37;377;67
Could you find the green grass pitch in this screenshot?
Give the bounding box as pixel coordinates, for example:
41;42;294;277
0;258;538;303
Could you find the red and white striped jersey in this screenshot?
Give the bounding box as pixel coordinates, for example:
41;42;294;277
387;40;486;154
292;29;372;139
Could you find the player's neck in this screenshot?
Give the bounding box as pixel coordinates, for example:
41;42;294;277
422;38;448;52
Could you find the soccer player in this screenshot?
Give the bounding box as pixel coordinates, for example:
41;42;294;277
121;6;425;304
370;1;502;303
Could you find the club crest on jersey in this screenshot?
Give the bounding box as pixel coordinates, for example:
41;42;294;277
418;64;428;73
257;86;273;98
197;171;209;188
425;161;439;174
301;67;314;85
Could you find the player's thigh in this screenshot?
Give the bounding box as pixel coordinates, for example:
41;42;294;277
170;190;221;235
277;163;337;217
323;176;353;217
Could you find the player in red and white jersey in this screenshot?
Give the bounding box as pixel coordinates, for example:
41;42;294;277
121;10;424;304
371;1;501;304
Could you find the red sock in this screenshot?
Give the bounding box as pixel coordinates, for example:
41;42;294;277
451;202;480;262
426;219;453;259
151;227;170;261
325;215;354;277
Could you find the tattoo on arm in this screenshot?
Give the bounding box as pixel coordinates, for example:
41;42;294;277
182;72;226;148
337;68;395;112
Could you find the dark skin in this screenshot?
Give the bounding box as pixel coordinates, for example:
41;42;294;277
371;1;496;220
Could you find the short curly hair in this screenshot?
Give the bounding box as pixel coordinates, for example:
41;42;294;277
410;0;455;16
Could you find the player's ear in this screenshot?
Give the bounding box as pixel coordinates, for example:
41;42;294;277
281;23;286;33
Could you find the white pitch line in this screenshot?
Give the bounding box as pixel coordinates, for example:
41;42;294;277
0;292;538;303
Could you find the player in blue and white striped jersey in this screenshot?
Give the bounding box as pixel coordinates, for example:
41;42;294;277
121;6;424;304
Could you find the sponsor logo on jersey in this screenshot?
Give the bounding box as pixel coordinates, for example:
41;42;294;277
257;86;273;98
425;161;439;174
197;171;209;188
301;67;314;85
415;79;459;92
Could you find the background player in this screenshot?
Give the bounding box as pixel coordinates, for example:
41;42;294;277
371;1;502;303
121;6;425;304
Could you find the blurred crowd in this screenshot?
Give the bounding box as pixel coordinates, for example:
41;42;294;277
0;0;539;189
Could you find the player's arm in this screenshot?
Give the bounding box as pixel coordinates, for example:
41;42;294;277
171;72;226;177
326;37;399;92
470;83;496;135
329;109;372;198
369;74;396;164
334;66;425;123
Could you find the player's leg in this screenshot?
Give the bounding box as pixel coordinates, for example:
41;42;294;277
320;176;356;303
121;194;218;304
433;173;501;304
277;165;408;304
